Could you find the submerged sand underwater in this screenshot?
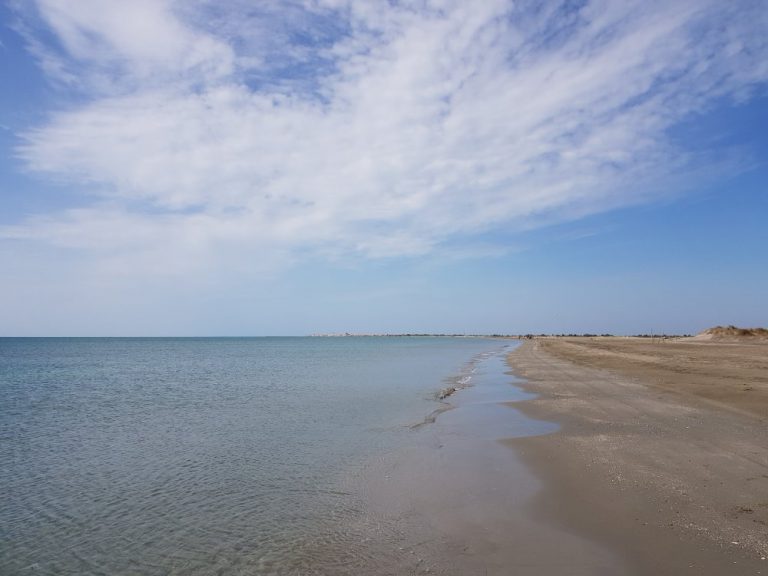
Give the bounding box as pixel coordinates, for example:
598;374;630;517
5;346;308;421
3;335;766;575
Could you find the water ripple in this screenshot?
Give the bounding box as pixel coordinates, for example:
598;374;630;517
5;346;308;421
2;337;502;574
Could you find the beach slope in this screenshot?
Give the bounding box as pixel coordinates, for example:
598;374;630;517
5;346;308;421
506;337;768;575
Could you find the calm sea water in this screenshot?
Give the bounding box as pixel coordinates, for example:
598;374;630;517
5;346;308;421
1;336;506;575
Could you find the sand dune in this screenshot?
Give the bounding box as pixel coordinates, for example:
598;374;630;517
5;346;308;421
690;325;768;342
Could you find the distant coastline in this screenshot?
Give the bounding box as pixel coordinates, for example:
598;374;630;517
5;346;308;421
308;332;493;337
306;332;695;338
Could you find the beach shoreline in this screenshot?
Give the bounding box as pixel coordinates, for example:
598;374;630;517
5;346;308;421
505;338;768;575
352;346;630;575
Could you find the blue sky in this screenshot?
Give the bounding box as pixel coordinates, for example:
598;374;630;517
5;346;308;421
1;0;766;336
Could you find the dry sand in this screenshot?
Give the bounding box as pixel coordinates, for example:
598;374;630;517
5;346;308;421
506;337;768;575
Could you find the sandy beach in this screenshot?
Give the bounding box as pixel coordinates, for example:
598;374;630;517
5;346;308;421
506;337;768;575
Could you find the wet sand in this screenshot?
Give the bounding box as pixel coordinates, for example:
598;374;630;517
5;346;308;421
355;349;631;575
506;338;768;575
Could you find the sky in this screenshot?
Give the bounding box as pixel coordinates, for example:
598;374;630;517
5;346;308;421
1;0;766;336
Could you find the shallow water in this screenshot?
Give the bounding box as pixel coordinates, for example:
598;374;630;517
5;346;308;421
2;337;628;575
2;336;504;575
352;351;628;576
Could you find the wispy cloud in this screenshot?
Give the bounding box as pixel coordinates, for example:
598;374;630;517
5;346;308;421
6;0;768;272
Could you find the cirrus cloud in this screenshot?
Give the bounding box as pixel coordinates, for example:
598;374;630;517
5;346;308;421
6;0;768;272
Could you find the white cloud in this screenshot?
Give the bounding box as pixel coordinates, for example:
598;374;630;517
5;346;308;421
6;0;768;275
22;0;234;90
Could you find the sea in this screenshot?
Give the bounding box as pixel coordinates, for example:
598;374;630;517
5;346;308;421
1;336;556;575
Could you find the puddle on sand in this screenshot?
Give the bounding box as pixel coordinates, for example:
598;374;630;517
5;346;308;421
350;345;631;576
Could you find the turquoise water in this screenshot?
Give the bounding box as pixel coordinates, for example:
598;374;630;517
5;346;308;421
1;337;506;575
